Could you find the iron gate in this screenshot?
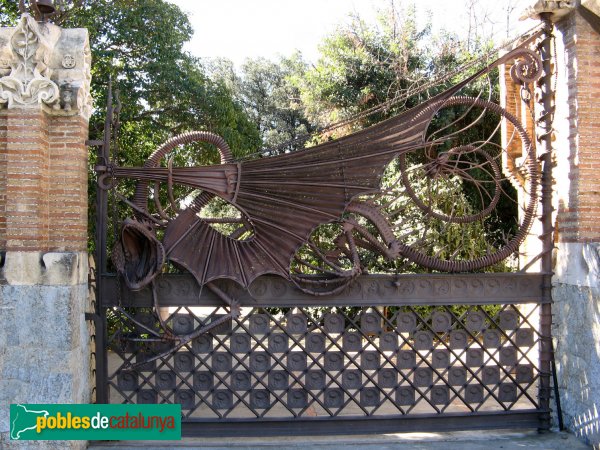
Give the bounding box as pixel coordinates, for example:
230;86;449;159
94;273;551;436
90;25;556;436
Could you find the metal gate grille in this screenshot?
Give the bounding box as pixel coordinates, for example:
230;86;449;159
97;274;549;435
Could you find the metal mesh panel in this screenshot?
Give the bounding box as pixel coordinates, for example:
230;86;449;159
106;303;542;420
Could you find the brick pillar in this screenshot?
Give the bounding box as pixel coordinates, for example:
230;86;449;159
551;9;600;447
2;110;50;252
48;116;88;251
0;110;7;249
0;14;92;449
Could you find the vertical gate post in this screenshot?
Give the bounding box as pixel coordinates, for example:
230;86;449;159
0;14;92;449
537;13;556;432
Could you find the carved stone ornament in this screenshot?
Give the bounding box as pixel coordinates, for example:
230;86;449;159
519;0;575;21
0;14;59;108
62;53;75;69
0;14;91;118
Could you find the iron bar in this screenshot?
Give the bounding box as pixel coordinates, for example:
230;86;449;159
99;273;545;308
92;81;113;404
85;312;107;405
536;13;556;431
179;410;543;437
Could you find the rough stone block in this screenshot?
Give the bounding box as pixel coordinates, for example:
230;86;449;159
0;251;87;286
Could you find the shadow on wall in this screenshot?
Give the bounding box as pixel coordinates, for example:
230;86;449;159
554;15;580;245
572;405;599;446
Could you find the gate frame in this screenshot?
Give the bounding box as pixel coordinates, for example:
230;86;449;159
90;22;557;437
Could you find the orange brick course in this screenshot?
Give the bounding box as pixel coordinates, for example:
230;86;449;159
554;12;600;243
0;109;88;252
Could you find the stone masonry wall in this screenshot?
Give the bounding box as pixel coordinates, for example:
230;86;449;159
0;14;92;449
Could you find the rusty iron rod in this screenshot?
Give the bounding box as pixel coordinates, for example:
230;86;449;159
93;80;113;404
537;14;560;431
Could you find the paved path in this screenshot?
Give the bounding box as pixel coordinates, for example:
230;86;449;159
89;429;591;449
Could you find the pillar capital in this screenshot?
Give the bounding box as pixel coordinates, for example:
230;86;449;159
0;14;91;120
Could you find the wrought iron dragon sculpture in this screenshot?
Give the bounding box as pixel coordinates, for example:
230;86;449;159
96;38;543;360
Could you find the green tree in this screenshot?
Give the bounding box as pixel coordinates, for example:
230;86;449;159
296;4;494;132
0;0;19;21
208;53;314;153
298;5;434;128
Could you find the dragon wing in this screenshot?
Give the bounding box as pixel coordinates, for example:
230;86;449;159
158;43;541;289
162;100;439;288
